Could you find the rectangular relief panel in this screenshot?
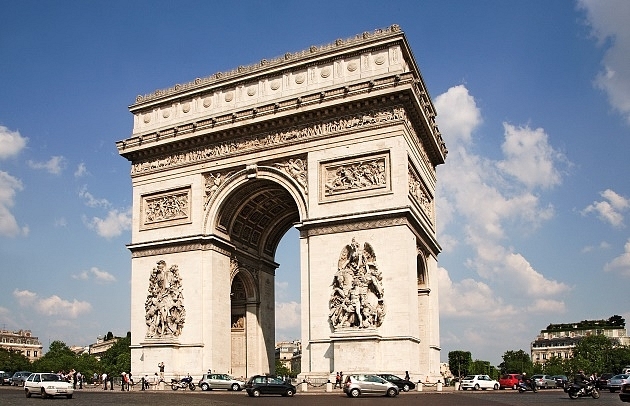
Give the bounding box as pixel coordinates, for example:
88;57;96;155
319;151;391;203
140;186;192;230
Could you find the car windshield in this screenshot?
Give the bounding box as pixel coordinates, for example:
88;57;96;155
41;374;62;382
613;374;629;379
463;375;475;380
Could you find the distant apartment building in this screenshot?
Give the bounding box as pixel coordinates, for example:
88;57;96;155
88;336;119;360
275;340;301;373
531;316;629;364
0;329;43;362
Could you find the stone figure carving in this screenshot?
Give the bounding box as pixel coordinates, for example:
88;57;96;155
324;158;386;196
329;238;385;329
145;260;186;338
275;158;307;194
144;192;189;224
204;171;233;208
408;168;433;221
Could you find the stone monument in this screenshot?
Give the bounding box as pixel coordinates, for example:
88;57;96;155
117;24;446;381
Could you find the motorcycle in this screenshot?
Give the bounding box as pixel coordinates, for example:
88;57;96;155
567;381;599;399
517;379;538;393
171;375;196;391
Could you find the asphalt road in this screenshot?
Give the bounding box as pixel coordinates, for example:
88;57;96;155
0;386;624;406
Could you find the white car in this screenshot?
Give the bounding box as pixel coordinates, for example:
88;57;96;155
461;374;500;390
24;373;74;399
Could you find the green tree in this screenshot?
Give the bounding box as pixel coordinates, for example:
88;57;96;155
498;350;533;375
32;340;77;373
448;351;472;379
0;347;31;373
571;334;613;374
275;359;291;378
541;355;567;376
99;332;131;377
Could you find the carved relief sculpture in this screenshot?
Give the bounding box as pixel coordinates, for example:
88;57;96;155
274;158;307;194
204;171;233;209
324;158;387;196
329;238;386;330
145;260;186;338
408;167;434;223
143;189;190;226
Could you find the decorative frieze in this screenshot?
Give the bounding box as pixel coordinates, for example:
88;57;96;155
141;187;191;230
329;238;386;330
131;107;406;175
408;164;434;223
145;260;186;338
320;152;390;202
274;158;308;195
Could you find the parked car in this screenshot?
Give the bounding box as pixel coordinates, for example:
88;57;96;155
531;374;556;389
376;373;415;392
198;373;244;391
245;375;295;397
343;374;399;397
24;373;74;399
608;374;630;393
620;382;630;402
10;371;32;386
552;375;568;387
499;373;521;390
596;372;614;390
460;374;500;391
0;371;11;385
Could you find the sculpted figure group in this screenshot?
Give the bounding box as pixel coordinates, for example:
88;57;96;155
145;260;186;338
329;238;385;329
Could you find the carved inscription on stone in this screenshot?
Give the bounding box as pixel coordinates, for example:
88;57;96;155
131;107;406;175
142;188;190;229
408;166;434;223
274;158;307;194
329;238;386;330
321;153;389;201
145;260;186;338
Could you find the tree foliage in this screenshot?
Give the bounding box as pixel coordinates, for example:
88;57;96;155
448;350;472;378
0;347;31;372
499;350;533;375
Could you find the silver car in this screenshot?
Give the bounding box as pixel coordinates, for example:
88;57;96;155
531;374;557;389
343;374;399;397
609;374;630;393
198;373;245;391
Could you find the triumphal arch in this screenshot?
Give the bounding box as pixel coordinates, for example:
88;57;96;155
117;24;447;381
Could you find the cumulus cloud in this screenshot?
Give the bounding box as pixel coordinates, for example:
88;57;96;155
581;189;630;227
578;0;630;125
78;185;111;208
604;239;630;276
275;301;301;332
0;171;28;237
72;267;117;283
434;85;482;145
27;155;66;175
0;126;28;159
13;289;91;318
83;207;131;239
74;163;88;178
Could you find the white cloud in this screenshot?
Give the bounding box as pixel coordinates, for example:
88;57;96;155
72;267;117;283
578;0;630;125
275;301;300;332
604;239;630;276
0;171;28;237
527;298;567;313
27;155;66;175
83;207;131;239
74;163;88;178
78;185;111;208
581;189;629;227
497;123;565;189
434;84;482;145
0;126;28;159
13;289;92;318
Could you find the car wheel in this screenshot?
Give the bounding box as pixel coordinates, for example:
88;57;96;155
41;388;47;399
386;387;398;397
200;383;209;391
494;384;499;390
231;383;240;391
350;388;360;398
25;389;31;398
252;389;261;397
402;384;410;392
285;389;295;397
474;384;480;391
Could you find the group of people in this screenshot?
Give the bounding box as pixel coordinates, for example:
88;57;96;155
56;369;83;389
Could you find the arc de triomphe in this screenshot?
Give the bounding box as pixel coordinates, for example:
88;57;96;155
117;25;447;381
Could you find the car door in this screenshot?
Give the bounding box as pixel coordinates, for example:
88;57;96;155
216;374;230;389
24;374;36;393
370;375;389;395
480;375;491;389
267;376;285;395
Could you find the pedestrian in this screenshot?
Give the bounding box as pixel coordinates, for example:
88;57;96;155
102;372;108;390
340;371;344;386
121;372;127;391
334;372;341;388
72;369;77;389
128;372;133;390
77;372;83;389
405;371;410;381
109;375;114;390
158;362;165;381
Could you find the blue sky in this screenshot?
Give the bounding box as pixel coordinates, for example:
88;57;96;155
1;1;629;367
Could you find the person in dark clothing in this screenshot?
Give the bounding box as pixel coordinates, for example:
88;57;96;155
574;370;588;390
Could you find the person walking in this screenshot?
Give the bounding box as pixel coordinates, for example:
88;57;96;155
158;362;165;381
102;372;108;390
334;372;341;389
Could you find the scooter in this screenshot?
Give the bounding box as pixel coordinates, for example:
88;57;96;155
171;375;196;391
567;381;599;399
517;378;538;393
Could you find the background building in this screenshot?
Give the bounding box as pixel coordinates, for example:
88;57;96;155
531;315;629;364
275;340;301;374
0;329;43;362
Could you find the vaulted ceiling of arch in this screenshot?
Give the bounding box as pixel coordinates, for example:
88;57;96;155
218;179;299;258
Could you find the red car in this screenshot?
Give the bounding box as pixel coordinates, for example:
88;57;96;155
499;374;522;390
